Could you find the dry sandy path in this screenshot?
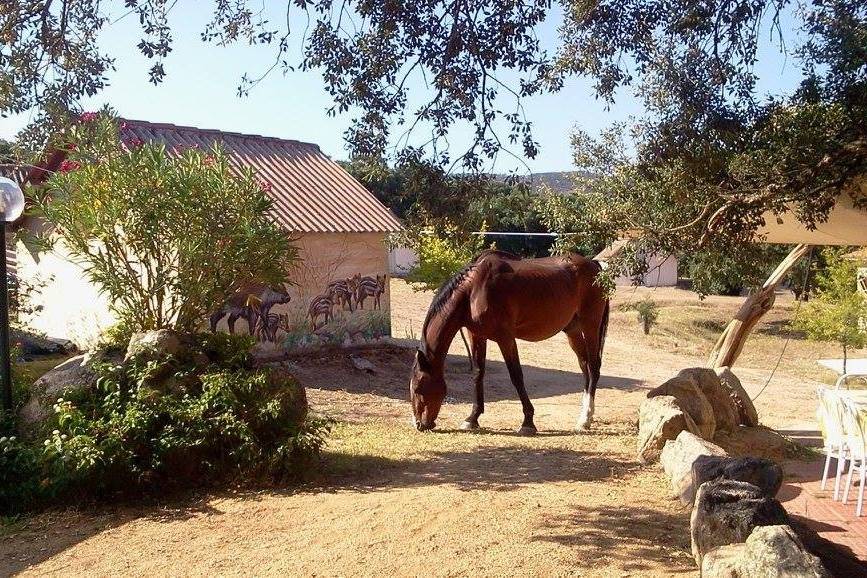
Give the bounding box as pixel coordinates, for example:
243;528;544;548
0;281;832;577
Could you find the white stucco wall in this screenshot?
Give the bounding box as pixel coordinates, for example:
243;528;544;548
14;228;393;349
15;237;116;349
615;254;679;287
388;247;418;277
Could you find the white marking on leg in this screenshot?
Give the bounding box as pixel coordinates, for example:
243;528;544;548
577;391;593;430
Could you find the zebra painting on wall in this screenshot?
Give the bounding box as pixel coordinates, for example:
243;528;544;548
353;274;387;310
213;272;390;347
326;279;356;311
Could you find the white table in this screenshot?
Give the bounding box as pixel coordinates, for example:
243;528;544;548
818;358;867;389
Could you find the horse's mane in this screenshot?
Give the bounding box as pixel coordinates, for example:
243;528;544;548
419;249;520;355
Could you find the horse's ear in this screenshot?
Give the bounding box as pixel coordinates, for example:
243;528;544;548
416;349;431;372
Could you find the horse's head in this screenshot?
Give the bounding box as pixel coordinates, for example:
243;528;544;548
409;349;445;431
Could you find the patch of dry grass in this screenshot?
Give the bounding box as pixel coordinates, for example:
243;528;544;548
608;286;866;384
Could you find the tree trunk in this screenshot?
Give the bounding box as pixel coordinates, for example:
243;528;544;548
708;244;811;369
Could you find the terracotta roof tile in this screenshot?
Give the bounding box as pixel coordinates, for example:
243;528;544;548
120;119;402;234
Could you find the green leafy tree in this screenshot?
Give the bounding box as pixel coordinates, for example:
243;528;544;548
36;111;298;333
0;139;15;163
345;157;554;256
4;1;866;267
792;249;867;372
390;220;488;292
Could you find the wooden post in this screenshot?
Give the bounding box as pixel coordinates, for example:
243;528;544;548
708;244;811;369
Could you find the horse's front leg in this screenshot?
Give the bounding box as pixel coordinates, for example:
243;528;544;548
461;331;487;431
498;338;536;436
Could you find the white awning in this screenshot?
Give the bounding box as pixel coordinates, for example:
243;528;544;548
758;181;867;245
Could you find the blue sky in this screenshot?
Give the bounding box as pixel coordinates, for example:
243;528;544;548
0;2;805;173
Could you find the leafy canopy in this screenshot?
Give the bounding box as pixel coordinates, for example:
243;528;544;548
791;248;867;371
3;1;866;278
37;111;298;333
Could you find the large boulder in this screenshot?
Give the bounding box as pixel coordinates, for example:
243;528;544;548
690;479;789;567
661;431;728;502
680;367;741;434
702;525;830;577
18;352;114;436
11;328;76;356
715;367;759;427
125;329;184;363
714;426;794;461
687;455;783;505
637;395;700;464
648;370;717;439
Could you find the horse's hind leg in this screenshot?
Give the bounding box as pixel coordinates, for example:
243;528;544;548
461;331;487;431
575;318;603;431
566;330;594;431
498;338;536;436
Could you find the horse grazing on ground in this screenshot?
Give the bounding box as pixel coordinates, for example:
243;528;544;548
409;250;610;435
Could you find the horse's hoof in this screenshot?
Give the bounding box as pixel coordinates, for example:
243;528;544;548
517;426;538;436
460;420;480;431
575;421;592;432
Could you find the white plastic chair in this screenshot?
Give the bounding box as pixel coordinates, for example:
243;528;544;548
817;387;849;500
840;396;866;516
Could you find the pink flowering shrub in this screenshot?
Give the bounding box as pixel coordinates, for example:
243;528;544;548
58;160;80;173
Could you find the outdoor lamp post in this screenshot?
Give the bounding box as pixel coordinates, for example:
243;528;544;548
0;177;25;413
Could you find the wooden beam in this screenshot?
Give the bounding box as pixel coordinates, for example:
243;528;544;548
708;244;811;369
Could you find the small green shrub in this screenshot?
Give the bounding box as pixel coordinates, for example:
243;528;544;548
94;321;135;353
792;248;867;373
37;110;298;334
0;335;330;514
390;220;489;292
632;298;660;335
0;435;41;512
194;332;256;370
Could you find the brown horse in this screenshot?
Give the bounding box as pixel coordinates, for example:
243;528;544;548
409;250;609;434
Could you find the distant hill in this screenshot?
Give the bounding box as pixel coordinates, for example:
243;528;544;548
496;171;589;194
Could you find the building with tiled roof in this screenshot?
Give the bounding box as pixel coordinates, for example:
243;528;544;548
11;120;401;349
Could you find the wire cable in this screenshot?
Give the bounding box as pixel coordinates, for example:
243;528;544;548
750;246;815;402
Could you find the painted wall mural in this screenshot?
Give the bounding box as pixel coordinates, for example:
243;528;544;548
210;232;392;350
211;273;389;349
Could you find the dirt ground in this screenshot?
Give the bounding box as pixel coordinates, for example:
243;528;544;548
1;280;859;577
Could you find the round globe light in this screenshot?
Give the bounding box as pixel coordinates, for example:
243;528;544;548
0;177;24;223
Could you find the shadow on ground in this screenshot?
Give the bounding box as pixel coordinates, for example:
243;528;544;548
0;498;226;576
321;443;637;493
789;517;867;575
531;503;693;573
290;344;644;404
777;457;867;574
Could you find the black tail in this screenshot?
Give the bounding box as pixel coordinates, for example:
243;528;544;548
599;300;610;358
